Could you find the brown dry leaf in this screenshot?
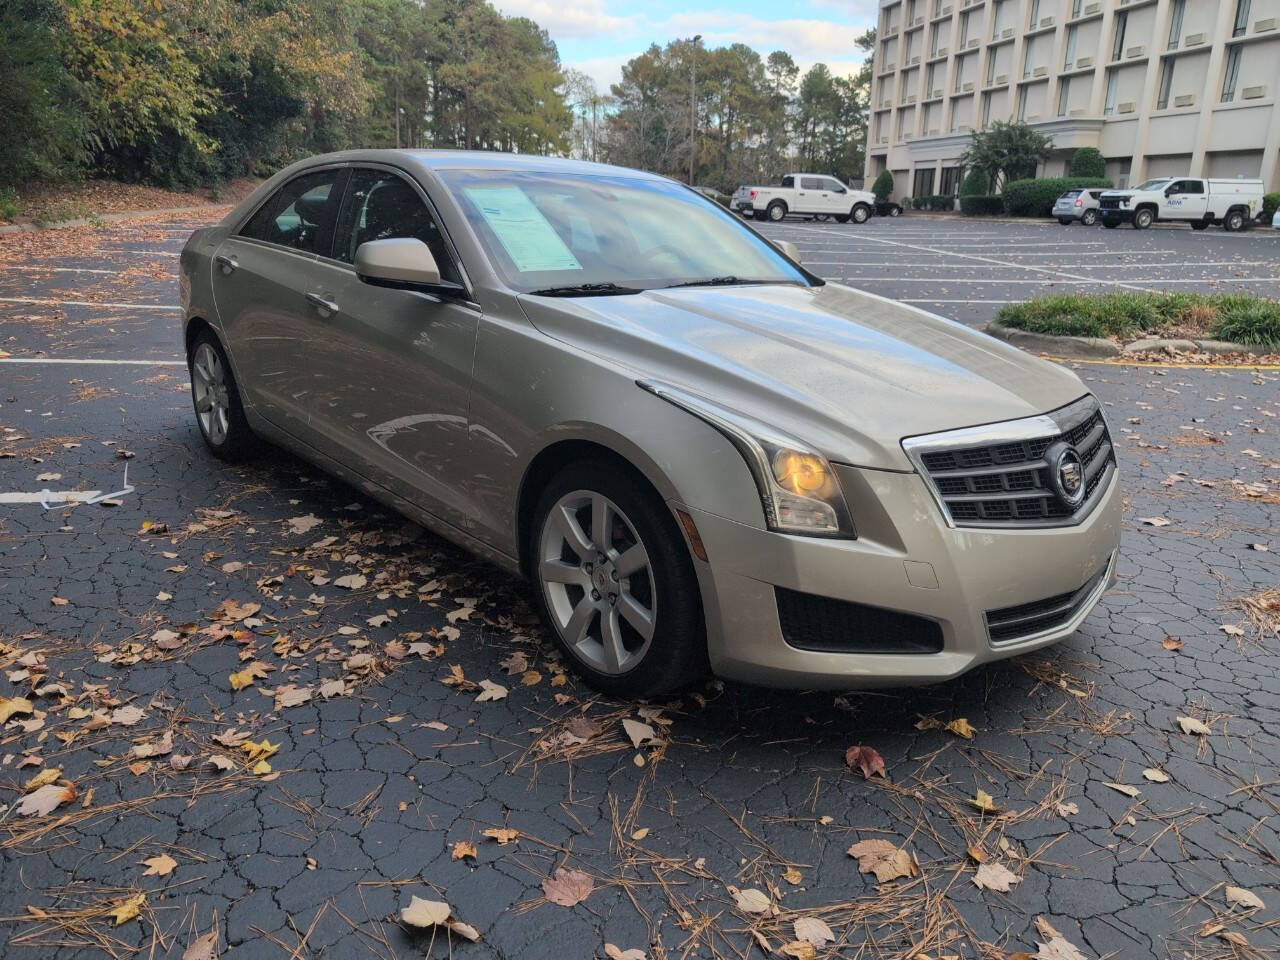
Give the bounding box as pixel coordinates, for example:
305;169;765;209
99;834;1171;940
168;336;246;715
441;664;476;690
287;514;322;535
475;679;508;702
780;942;816;960
729;886;772;914
1220;931;1250;947
604;946;645;960
318;678;346;699
110;892;146;926
241;738;279;762
945;718;976;739
24;767;61;792
274;685;312;710
564;716;600;744
1177;716;1211;736
1104;782;1141;798
622;717;659;748
451;841;477;861
970;789;1000;813
973;861;1021;893
630;828;649;841
521;670;542;686
1142;768;1170;783
543;867;594;907
141;853;178;877
782;866;803;885
1056;801;1079;817
50;596;69;606
1161;636;1184;651
1;696;35;723
844;744;887;779
1220;624;1246;637
793;916;835;946
181;931;218;960
499;651;529;674
401;895;451;928
846;839;918;883
334;573;367;590
1226;885;1265;910
967;844;990;863
483;827;519;844
1036;939;1088;960
16;782;76;817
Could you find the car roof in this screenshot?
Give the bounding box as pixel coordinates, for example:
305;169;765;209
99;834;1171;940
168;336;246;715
337;148;669;181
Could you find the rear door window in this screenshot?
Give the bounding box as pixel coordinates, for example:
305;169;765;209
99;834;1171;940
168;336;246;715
800;177;823;190
240;169;349;256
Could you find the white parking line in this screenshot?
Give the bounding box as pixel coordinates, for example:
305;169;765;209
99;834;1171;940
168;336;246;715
0;297;179;311
0;357;186;365
899;299;1019;304
3;265;118;275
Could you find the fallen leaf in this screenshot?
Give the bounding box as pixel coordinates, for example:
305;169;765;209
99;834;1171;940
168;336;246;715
274;685;312;710
1138;516;1172;527
630;828;649;841
1220;624;1245;637
451;841;477;861
1056;801;1079;817
973;861;1021;892
109;705;145;726
0;697;35;723
845;744;886;779
483;828;519;844
475;679;508;702
287;514;322;535
604;945;646;960
24;767;61;792
318;679;345;698
1142;768;1170;783
847;839;918;883
970;789;1000;813
401;896;451;928
782;866;802;884
141;853;178;877
543;867;594;907
1036;935;1089;960
1178;716;1211;736
1226;885;1265;910
50;596;69;606
945;718;976;739
1161;636;1184;651
1104;782;1141;798
729;886;771;913
780;942;816;960
240;738;279;762
499;651;529;674
110;892;146;926
622;717;659;748
181;931;218;960
334;573;367;590
16;782;76;816
793;916;835;946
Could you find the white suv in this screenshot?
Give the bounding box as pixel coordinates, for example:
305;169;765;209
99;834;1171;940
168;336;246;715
1099;177;1265;232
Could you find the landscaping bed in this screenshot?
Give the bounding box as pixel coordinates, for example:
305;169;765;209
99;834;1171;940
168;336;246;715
0;178;259;227
991;292;1280;355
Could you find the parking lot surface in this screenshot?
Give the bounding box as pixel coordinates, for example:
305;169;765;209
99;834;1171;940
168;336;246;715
1;213;1278;959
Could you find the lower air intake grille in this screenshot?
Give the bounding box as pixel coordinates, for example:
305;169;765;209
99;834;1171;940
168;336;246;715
985;562;1109;645
776;588;944;654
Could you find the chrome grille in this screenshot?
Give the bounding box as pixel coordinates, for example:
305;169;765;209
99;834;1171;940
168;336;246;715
904;395;1116;528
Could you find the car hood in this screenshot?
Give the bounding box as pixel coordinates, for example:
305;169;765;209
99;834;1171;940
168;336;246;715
518;283;1088;471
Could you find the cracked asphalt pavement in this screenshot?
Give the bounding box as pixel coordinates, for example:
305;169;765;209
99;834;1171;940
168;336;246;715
1;212;1278;959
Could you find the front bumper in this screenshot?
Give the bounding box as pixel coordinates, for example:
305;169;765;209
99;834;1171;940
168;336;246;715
683;465;1121;689
1100;208;1134;223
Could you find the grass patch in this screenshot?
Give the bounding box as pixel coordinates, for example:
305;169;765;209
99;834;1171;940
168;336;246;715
996;292;1280;349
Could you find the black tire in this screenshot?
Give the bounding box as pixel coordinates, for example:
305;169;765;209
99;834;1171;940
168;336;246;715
1133;208;1154;230
1058;218;1073;225
188;328;259;462
1224;210;1246;232
528;460;706;697
834;214;850;223
888;205;902;217
1081;209;1098;226
752;210;766;221
1103;219;1119;229
851;203;872;224
767;201;787;222
1191;221;1208;231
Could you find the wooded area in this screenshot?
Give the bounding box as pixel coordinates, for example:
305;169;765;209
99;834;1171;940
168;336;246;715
0;0;874;195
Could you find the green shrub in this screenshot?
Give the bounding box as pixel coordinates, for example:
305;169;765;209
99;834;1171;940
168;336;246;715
912;196;930;210
1263;192;1280;221
960;195;1003;215
871;170;894;202
926;194;954;211
1068;147;1106;179
0;187;16;221
959;167;989;197
900;196;913;209
996;292;1280;348
1001;177;1113;217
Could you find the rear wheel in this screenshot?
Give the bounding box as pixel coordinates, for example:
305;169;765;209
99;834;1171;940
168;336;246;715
1058;217;1073;225
1191;221;1208;231
767;201;787;222
530;461;706;697
1081;209;1098;226
834;214;850;223
1224;210;1246;232
1133;208;1154;230
189;330;258;462
851;203;872;224
888;205;902;217
1103;219;1119;229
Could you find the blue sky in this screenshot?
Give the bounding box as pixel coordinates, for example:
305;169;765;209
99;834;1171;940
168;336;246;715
495;0;881;92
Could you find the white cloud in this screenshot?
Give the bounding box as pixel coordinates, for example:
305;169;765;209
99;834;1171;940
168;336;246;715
494;0;637;38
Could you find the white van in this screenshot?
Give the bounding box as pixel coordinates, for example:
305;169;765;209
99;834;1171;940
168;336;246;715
1099;178;1265;231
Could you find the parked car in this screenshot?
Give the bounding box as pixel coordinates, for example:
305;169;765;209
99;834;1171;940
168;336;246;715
182;150;1121;696
1099;177;1265;231
1054;189;1104;226
693;185;730;207
1273;207;1280;230
733;174;876;223
875;200;904;217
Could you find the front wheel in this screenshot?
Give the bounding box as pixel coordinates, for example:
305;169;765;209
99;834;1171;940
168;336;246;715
1081;210;1098;226
189;330;258;461
1103;219;1119;229
851;204;871;224
530;461;706;697
1133;209;1154;230
1224;211;1246;232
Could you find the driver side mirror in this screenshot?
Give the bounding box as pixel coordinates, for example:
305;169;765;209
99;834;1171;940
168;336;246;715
1165;187;1177;197
355;238;444;289
774;240;802;263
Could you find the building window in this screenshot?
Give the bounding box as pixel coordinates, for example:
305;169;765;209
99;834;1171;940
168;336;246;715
986;51;997;85
1071;0;1082;18
1222;45;1243;101
1112;12;1128;61
1233;0;1251;38
981;92;994;126
913;168;936;196
1168;0;1185;50
1028;0;1041;28
1064;25;1078;68
1156;59;1174;110
930;27;940;57
1058;77;1071;116
1016;84;1029;120
940;167;962;194
960;11;972;46
1104;69;1118;114
926;62;937;95
1023;40;1033;77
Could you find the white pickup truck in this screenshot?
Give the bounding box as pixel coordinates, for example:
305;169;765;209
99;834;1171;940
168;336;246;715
733;174;876;224
1099;177;1266;232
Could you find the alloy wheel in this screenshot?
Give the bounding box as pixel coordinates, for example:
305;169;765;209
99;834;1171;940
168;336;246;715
191;342;231;446
538;490;656;676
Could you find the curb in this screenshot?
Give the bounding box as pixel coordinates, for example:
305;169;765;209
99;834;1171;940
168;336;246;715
985;322;1260;359
0;204;229;235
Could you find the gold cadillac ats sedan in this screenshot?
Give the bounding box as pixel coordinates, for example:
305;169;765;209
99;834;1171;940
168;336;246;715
180;150;1121;696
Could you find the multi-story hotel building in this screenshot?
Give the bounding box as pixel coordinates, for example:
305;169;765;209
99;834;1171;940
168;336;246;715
865;0;1280;198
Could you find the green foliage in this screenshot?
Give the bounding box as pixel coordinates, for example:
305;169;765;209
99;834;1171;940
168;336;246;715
997;293;1280;348
924;195;954;211
871;170;894;202
1068;147;1106;179
0;188;17;221
960;121;1054;189
1001;177;1112;217
959;167;989;197
1263;193;1280;221
0;0;86;188
960;195;1004;216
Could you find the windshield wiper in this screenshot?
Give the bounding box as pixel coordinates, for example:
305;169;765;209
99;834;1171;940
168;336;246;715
527;282;642;297
661;276;770;289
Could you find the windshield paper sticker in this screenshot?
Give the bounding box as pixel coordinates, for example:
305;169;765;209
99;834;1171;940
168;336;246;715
463;187;582;273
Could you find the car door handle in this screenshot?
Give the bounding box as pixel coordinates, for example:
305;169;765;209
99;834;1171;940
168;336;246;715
215;254;238;275
305;293;340;317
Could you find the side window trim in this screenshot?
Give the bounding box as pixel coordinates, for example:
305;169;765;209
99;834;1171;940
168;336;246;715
320;163;473;297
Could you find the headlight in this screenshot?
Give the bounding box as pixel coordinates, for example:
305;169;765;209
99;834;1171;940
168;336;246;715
638;380;855;538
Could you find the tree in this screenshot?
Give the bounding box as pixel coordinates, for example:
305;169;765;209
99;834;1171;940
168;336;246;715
960;121;1053;189
1069;146;1106;179
871;170;894;201
959;167;989;196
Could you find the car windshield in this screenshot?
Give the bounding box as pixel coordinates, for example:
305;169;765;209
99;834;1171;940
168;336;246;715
1134;179;1172;191
438;169;810;294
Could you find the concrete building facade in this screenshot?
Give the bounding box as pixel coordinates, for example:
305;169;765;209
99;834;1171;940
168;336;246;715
865;0;1280;199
